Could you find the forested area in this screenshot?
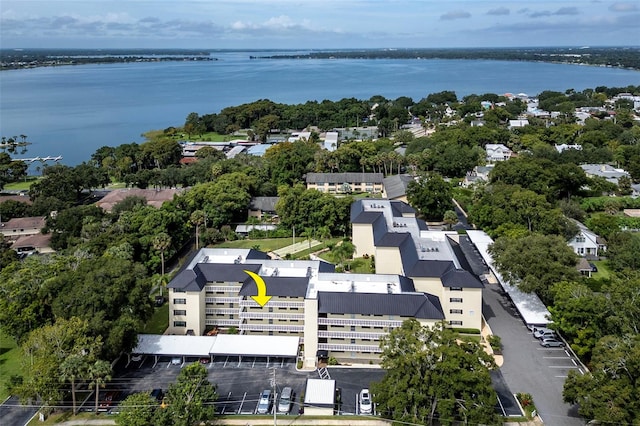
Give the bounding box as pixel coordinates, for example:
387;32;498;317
0;84;638;421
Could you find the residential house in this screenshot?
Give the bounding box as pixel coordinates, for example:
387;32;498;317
96;188;185;212
462;165;493;188
11;233;54;255
323;132;339;152
0;216;46;240
306;173;384;194
580;164;630;185
568;219;606;258
554;144;582;153
508;119;529;129
485;144;513;162
247;196;279;221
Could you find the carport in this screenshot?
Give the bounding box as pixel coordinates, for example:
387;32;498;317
210;334;299;367
131;334;216;367
130;334;299;367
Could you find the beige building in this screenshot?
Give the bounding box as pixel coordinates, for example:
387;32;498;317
306;173;384;194
167;200;484;366
0;216;46;240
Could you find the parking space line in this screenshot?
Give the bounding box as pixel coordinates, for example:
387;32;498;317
252;358;256;368
555;375;568;378
549;365;579;369
543;356;568;359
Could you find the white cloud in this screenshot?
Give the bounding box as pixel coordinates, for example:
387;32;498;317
609;2;638;12
440;11;472;21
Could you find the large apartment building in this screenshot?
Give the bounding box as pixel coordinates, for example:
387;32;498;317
166;199;483;366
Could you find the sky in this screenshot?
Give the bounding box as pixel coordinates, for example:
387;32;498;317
1;0;639;49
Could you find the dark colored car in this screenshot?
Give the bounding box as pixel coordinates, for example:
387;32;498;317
150;388;163;402
99;390;121;411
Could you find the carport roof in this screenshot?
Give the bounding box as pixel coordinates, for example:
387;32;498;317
132;334;300;358
134;334;215;357
211;335;299;357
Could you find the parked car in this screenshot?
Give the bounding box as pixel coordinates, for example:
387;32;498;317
199;357;211;364
278;387;293;413
540;337;565;348
533;327;556;339
359;389;372;414
257;389;272;414
171;357;182;365
131;354;142;362
589;262;598;272
99;390;121;411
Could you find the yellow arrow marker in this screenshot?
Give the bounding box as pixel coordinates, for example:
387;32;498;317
244;270;272;307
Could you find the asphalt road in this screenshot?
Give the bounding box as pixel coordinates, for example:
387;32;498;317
482;281;584;425
0;396;38;426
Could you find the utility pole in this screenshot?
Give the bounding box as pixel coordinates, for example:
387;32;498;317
271;367;277;426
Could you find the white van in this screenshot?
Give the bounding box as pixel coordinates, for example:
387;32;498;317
278;387;293;413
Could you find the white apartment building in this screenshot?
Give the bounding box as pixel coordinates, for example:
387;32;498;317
166;199;484;366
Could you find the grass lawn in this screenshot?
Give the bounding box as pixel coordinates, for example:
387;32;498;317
3;178;39;191
591;260;612;280
142;303;169;335
213;238;294;252
0;328;22;400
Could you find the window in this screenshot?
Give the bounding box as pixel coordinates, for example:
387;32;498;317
449;320;463;326
173;321;186;327
450;298;463;303
173;289;185;293
174;298;186;305
450;287;463;292
174;310;186;316
450;309;463;314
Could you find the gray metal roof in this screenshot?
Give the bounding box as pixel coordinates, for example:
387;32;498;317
383;174;413;200
317;291;444;319
390;200;416;215
376;232;411;247
441;269;484;289
168;263;261;291
306;172;384;184
408;260;456;278
351;211;383;224
239;276;309;298
249;196;279;212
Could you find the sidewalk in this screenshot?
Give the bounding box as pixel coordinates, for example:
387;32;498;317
273;239;322;257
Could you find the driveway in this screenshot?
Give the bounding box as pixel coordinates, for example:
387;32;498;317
0;396;38;426
483;281;584;425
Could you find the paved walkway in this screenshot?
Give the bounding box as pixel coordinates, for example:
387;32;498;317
273;239;322;257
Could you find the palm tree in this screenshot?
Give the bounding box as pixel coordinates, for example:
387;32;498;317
88;360;112;413
190;210;205;250
152;232;172;278
60;354;86;415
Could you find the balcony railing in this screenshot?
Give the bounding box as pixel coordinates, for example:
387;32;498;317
240;324;304;332
318;343;382;353
205;308;239;315
206;319;241;327
240;312;305;320
318;317;402;328
205;297;240;304
318;330;385;340
239;299;304;308
205;285;241;293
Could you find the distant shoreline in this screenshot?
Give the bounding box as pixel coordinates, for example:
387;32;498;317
0;56;217;71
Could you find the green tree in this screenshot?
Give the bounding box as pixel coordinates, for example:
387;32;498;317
406;173;453;221
157;363;217;426
563;335;640;424
152;232;172;278
88;360;112;413
489;234;580;302
117;392;158;426
372;319;499;426
443;210;458;230
190;210;206;250
60;354;88;415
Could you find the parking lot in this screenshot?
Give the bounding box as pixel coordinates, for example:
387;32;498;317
80;356;385;416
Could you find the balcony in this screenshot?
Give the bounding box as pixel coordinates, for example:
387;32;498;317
240;312;304;320
206;319;241;327
205;285;241;293
318;343;382;353
240;324;304;333
205;297;240;304
239;299;304;308
318;318;402;328
205;308;239;315
317;330;385;340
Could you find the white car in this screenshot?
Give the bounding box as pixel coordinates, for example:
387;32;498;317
533;327;556;339
359;389;372;415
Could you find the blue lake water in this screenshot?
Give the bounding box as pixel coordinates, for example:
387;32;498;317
1;50;639;166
